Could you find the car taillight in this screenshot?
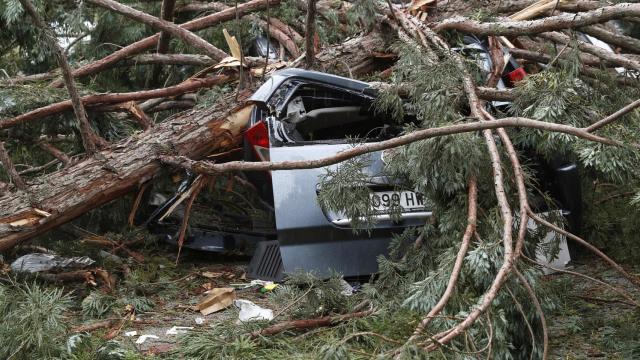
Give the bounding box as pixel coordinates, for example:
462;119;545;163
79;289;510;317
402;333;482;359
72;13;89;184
506;67;527;84
245;121;270;161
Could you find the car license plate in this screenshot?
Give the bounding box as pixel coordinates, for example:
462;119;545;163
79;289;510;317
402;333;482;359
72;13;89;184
370;191;426;213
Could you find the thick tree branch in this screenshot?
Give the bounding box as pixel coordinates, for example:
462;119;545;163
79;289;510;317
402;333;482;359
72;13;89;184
0;97;253;251
176;2;226;13
539;31;640;72
1;74;233;130
250;308;374;338
496;0;601;14
581;25;640;54
269;17;304;45
434;3;640;36
585;98;640;132
86;0;228;61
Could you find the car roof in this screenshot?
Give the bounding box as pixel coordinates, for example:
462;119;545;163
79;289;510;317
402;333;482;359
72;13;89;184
250;68;370;103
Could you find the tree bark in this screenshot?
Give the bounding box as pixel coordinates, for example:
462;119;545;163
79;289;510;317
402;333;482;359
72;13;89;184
0;93;253;251
86;0;228;61
50;0;279;87
160;117;618;175
269;17;304;45
305;0;317;68
19;0;104;153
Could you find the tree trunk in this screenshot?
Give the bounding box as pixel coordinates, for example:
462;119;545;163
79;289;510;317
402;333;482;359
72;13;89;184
0;93;253;251
305;0;317;68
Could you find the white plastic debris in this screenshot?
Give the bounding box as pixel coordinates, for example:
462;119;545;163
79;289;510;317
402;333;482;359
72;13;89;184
340;279;354;296
166;326;193;335
10;253;95;273
231;279;273;289
124;331;138;337
135;335;159;344
195;317;205;325
234;299;274;322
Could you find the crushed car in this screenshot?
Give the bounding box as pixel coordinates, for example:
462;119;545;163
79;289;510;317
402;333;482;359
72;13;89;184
147;66;581;281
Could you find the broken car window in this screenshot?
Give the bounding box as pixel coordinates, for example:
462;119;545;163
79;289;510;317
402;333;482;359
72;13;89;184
275;84;399;144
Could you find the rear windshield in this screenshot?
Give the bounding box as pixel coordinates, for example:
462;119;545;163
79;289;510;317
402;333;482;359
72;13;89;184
276;84;401;144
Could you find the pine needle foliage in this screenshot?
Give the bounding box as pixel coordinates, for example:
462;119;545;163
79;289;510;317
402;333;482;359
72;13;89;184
0;281;73;359
314;40;590;358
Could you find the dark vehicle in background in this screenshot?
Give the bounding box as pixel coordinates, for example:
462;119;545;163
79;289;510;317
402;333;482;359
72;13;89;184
148;67;581;281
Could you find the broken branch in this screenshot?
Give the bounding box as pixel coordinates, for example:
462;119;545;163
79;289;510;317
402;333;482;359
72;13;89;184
1;74;233;130
160;116;620;174
434;3;640;36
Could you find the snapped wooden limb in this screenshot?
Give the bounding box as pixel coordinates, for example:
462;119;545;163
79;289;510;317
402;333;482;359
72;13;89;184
538;31;640;72
581;25;640;55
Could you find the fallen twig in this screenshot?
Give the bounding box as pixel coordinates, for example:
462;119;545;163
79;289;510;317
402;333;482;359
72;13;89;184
250;308;375;338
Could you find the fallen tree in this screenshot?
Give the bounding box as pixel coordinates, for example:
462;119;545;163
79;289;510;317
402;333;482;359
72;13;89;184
2;0;640;358
0;25;393;250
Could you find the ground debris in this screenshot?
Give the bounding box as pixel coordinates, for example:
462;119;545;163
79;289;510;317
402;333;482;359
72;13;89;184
197;287;236;315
